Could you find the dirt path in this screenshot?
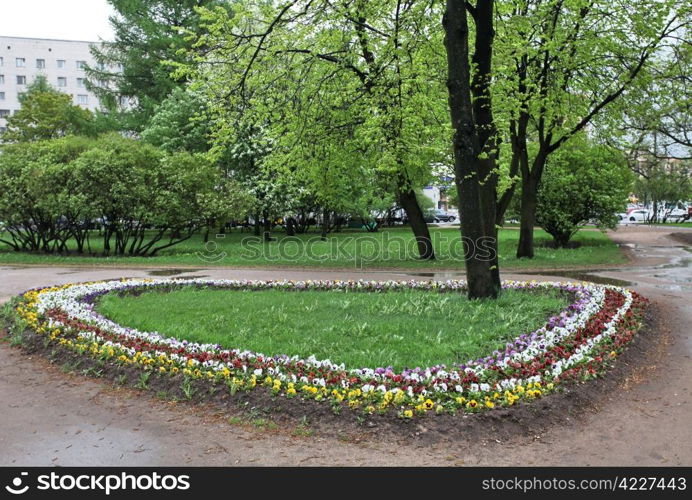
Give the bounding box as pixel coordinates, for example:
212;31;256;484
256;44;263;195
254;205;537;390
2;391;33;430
0;225;690;466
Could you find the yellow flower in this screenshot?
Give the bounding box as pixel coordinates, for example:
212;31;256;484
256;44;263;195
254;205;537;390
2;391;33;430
485;400;495;409
466;399;478;409
424;398;434;410
403;410;413;419
286;387;297;396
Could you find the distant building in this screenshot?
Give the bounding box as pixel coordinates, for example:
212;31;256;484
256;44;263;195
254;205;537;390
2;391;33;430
422;170;455;211
0;36;108;133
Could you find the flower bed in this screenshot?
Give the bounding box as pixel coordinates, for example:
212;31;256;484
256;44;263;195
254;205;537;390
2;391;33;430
9;278;647;418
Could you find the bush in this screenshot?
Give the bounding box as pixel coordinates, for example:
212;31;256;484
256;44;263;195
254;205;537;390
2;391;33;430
537;140;632;247
0;135;251;256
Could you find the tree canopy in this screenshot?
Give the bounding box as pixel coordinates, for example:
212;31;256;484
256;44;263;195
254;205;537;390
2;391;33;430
2;76;94;142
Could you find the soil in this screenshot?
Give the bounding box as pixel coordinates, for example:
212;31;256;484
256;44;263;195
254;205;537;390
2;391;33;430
0;225;690;466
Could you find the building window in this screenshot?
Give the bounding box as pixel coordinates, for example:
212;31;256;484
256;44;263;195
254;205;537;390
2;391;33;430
16;57;26;67
57;59;66;69
0;92;4;100
57;77;67;87
16;75;26;85
0;75;4;84
77;94;88;105
36;58;46;69
76;60;86;70
0;127;6;134
0;57;3;67
0;109;10;118
76;78;85;88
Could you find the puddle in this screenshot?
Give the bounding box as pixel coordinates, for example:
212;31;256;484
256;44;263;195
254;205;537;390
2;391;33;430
404;272;466;279
405;270;633;286
655;284;688;291
517;270;634;287
147;268;202;276
654;258;692;270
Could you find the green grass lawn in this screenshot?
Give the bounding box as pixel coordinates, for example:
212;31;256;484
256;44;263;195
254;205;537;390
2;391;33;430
95;287;569;370
0;226;624;270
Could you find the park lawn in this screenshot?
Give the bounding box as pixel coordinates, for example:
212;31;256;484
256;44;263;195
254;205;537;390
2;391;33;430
95;286;569;370
0;227;624;270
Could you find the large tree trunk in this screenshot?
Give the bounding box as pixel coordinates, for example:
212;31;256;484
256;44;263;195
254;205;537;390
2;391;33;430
399;188;435;260
444;0;498;299
517;172;539;258
516;151;546;259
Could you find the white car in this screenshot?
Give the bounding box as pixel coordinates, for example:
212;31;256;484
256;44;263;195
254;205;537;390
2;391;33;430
619;209;650;222
663;208;690;222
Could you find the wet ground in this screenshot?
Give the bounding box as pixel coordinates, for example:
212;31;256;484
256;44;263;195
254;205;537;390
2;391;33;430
0;225;690;465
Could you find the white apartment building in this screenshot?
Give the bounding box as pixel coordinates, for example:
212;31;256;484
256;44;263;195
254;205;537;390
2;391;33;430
0;36;107;133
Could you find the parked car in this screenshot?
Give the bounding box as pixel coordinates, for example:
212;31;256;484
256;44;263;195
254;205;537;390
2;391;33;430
618;209;650;222
664;208;690;222
432;209;456;223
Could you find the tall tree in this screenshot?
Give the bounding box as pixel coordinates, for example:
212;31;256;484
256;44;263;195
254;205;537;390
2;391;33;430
536;136;633;247
178;0;449;260
443;0;501;298
494;0;684;258
87;0;227;131
604;24;692;161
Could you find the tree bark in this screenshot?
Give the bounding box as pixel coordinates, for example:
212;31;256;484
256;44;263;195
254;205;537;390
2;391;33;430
262;210;273;241
444;0;498;299
320;210;329;241
399;188;435;260
516;171;539;258
285;216;296;236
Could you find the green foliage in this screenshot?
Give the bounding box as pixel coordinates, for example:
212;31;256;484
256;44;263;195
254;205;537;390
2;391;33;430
632;159;691;218
2;76;94;142
537;138;633;247
0;135;251;255
87;0;228;130
141;87;212;152
176;0;449;238
95;287;569;371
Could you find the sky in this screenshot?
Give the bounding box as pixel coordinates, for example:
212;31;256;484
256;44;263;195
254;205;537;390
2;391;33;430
0;0;115;42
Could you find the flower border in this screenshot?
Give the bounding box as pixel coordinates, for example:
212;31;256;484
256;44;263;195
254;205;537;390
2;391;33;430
11;278;647;418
